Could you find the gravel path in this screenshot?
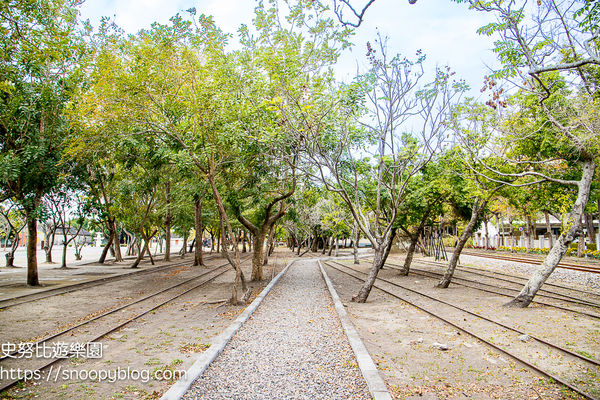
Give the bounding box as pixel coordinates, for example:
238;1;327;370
183;259;371;400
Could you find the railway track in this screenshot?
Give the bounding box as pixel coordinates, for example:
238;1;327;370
410;258;600;303
416;257;600;299
0;256;249;392
460;250;600;274
323;260;600;400
364;257;600;319
396;261;600;315
0;253;220;310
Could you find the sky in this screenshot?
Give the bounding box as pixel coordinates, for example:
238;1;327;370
79;0;500;99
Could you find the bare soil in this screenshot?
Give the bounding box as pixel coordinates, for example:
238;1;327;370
324;254;600;400
0;248;305;400
5;248;592;400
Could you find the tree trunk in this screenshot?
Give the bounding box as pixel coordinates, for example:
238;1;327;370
180;235;188;256
44;228;55;263
484;217;489;249
99;233;113;263
507;159;596;307
206;172;247;305
380;227;397;268
578;228;584;258
525;215;533;253
544;210;553;248
242;230;247;253
61;233;68;269
311;234;318;252
164;183;171;262
112;220;123;262
585;212;595;245
399;234;419;276
335;236;339;257
327;236;334;256
321;236;327;255
5;251;15;267
130;239;146;268
351;234;392;303
497;213;502;248
399;204;433;275
508;216;514;247
438;199;487;288
5;229;20;267
194;198;204;266
251;232;266;280
263;224;276;266
145;238;155;265
26;210;39;286
353;224;360;264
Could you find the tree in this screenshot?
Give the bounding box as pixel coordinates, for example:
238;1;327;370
332;0;418;27
396;160;446;275
0;200;25;267
318;194;352;257
231;0;352;279
111;137;167;268
0;0;86;285
40;196;60;263
72;13;253;302
307;38;466;302
455;0;600;307
54;190;87;269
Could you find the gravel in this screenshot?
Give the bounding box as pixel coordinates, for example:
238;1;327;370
183;259;371;400
459;254;600;291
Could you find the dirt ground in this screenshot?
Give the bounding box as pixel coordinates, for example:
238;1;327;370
323;254;600;400
0;248;303;400
4;247;596;400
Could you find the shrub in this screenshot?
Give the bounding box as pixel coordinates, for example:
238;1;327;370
583;249;600;259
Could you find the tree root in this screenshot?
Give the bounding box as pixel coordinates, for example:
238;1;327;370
351;295;366;303
242;288;252;303
203;299;228;305
504;297;530;308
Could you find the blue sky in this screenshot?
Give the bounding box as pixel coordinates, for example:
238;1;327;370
79;0;499;98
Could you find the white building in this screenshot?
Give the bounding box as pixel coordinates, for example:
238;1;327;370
474;215;600;250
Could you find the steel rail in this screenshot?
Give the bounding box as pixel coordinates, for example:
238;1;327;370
405;263;600;319
328;260;600;366
410;257;600;300
364;257;600;318
324;261;600;400
0;253;220;310
0;260;233;362
460;250;600;274
392;261;600;309
369;256;600;308
0;256;249;392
